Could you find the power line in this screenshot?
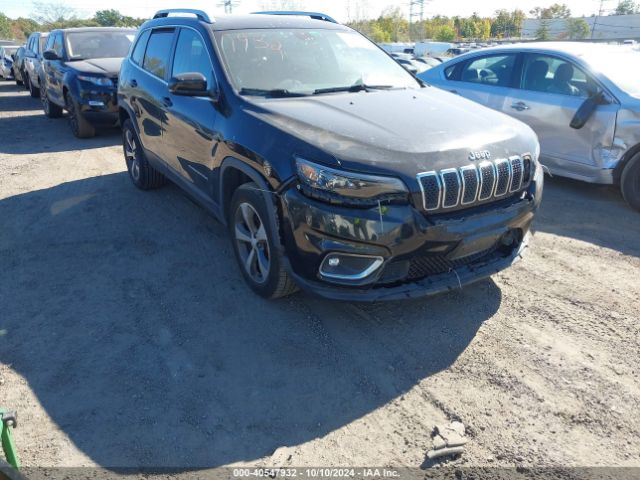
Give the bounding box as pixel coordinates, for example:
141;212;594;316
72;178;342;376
217;0;239;14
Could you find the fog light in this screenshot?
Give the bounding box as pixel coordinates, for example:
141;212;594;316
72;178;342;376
501;230;516;247
319;253;384;281
328;257;340;267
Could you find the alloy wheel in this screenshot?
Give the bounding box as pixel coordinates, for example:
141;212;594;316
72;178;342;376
124;129;140;182
66;97;78;135
234;202;271;284
40;86;49;114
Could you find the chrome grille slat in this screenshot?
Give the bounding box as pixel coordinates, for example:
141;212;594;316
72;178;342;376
417;172;441;211
494;158;511;197
509;156;523;192
460;165;479;205
478;161;497;201
417;155;532;213
440;169;461;208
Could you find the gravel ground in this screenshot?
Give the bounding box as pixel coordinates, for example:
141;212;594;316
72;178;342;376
1;81;639;470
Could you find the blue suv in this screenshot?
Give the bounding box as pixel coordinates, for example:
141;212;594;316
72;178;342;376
117;9;543;300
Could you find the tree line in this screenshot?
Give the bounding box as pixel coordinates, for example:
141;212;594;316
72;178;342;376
0;3;146;41
1;0;639;43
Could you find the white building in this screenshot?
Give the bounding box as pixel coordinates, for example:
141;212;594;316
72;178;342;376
522;13;640;41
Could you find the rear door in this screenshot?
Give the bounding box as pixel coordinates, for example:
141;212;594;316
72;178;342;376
445;52;519;112
134;28;176;162
504;53;619;175
163;27;219;193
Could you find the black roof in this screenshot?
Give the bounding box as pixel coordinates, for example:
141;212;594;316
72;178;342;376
145;13;350;32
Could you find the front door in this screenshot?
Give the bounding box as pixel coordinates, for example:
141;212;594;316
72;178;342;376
505;53;619;178
163;27;219;194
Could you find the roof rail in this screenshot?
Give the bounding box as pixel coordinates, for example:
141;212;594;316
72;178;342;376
251;11;338;24
153;9;213;23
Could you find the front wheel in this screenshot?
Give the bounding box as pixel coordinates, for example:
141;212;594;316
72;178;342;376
229;182;298;299
65;94;95;138
621;152;640;212
41;84;63;118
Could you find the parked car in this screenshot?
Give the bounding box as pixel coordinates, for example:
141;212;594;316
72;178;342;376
0;40;18;46
444;48;469;57
40;27;136;137
118;9;543;300
23;32;49;97
418;42;640;211
0;45;19;80
11;46;27;86
415;56;443;68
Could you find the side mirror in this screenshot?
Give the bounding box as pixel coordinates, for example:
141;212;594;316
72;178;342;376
570;91;607;130
43;49;59;61
168;72;213;97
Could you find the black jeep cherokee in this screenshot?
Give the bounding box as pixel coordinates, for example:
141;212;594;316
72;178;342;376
117;9;544;301
40;27;136;137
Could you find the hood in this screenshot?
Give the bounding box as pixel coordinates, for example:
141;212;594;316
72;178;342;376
65;57;123;77
246;87;537;178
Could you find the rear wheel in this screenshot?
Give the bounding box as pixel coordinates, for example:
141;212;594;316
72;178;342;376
620;152;640;212
65;94;95;138
229;182;298;299
41;84;62;118
122;119;166;190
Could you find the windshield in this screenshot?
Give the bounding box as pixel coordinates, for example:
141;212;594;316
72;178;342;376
65;31;135;61
584;49;640;98
214;28;421;96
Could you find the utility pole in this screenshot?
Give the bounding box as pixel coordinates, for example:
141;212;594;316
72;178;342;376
217;0;239;14
591;0;608;39
409;0;426;41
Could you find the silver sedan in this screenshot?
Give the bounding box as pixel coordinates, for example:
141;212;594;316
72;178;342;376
419;42;640;210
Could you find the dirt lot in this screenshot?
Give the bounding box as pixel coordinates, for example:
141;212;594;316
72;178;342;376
1;80;639;470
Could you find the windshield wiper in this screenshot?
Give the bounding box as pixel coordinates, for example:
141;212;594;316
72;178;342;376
313;84;394;95
239;87;308;98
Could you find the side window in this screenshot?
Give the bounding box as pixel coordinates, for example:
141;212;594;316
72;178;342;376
171;28;213;88
28;36;34;52
131;29;151;66
142;29;174;79
44;35;55;52
522;54;595;98
460;54;517;87
52;34;63;58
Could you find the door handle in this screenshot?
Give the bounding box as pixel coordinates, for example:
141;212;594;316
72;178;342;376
162;97;173;107
511;102;530;111
130;79;138;87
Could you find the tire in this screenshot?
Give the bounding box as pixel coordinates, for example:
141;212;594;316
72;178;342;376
122;119;166;190
65;93;95;138
228;182;298;299
16;77;23;86
620;152;640;212
27;75;39;98
21;70;28;89
41;83;63;118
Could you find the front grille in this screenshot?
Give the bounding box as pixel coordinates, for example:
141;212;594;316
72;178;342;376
418;156;531;212
407;245;498;281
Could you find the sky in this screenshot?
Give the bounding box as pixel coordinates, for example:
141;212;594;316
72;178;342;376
1;0;618;22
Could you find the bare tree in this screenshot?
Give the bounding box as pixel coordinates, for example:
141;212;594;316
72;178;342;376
260;0;302;10
30;1;77;24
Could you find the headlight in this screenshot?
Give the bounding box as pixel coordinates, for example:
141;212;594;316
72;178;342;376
296;158;409;206
77;75;113;87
